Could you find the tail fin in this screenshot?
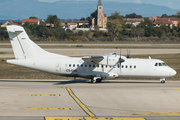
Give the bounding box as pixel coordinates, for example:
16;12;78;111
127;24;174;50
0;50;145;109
6;25;62;59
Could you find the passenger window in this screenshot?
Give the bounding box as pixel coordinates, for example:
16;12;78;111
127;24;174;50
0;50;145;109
77;64;79;67
69;64;71;67
85;65;87;67
134;66;136;69
118;64;120;68
93;65;95;67
122;65;124;68
81;64;83;67
126;65;128;68
102;65;104;68
73;64;75;67
106;65;108;68
97;65;99;67
89;65;91;67
130;66;132;68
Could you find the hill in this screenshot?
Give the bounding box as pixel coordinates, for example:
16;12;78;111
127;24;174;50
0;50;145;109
0;0;179;19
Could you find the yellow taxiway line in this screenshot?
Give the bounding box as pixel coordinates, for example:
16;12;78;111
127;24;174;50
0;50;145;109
25;108;70;110
24;94;60;96
66;87;96;117
174;88;180;93
56;86;96;117
45;117;145;120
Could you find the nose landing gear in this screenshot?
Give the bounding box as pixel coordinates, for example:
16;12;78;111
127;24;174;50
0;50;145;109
160;78;165;83
91;77;102;83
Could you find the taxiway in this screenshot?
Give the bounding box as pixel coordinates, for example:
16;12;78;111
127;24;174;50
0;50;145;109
0;79;180;120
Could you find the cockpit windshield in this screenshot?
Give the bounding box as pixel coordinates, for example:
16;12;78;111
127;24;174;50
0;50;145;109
155;62;167;67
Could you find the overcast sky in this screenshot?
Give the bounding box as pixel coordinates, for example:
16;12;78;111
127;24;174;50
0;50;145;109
38;0;180;9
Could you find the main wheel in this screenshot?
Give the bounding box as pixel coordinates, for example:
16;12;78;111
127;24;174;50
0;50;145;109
161;80;165;83
91;79;96;83
96;79;102;83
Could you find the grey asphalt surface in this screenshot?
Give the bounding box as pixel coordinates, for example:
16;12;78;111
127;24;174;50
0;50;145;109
1;48;180;58
0;79;180;120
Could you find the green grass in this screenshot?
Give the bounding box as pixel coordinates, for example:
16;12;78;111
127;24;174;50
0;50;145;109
0;53;179;80
0;52;4;54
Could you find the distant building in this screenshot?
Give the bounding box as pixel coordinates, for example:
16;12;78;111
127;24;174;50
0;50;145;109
22;19;40;25
89;0;107;28
123;18;144;27
61;20;89;30
151;17;179;29
1;20;15;27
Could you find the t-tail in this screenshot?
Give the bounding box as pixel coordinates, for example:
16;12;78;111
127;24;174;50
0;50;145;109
6;25;66;60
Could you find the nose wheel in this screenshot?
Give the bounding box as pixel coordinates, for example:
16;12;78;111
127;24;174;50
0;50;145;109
91;77;102;83
160;78;165;83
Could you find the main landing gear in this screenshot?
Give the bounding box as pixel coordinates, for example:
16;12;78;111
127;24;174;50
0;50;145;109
91;77;102;83
160;78;165;83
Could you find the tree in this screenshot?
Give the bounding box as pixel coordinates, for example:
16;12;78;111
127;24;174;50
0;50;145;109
107;19;123;41
125;13;143;18
78;30;84;36
161;14;168;18
47;15;62;28
86;17;91;21
29;16;38;19
108;11;123;20
160;24;170;33
94;25;99;31
80;17;86;21
177;11;180;18
138;18;154;37
131;27;144;41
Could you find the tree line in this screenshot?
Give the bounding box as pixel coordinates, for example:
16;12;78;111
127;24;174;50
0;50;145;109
1;12;180;42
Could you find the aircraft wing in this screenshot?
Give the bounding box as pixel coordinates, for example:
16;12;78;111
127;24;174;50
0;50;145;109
82;56;104;64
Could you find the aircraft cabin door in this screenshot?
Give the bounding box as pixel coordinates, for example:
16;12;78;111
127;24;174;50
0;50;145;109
55;63;61;73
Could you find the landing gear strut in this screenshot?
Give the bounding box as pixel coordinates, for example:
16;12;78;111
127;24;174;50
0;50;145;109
91;77;102;83
160;78;165;83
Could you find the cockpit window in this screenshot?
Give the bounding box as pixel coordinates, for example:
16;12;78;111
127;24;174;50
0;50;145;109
162;63;167;66
155;62;167;67
159;63;162;66
155;63;158;66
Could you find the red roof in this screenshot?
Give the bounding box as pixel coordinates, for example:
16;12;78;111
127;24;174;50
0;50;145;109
169;17;178;21
154;18;172;24
123;18;144;22
22;19;39;23
151;16;157;20
104;14;107;17
8;20;15;25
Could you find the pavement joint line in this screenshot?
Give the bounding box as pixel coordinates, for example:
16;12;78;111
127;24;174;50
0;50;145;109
24;108;70;110
45;117;146;120
23;94;60;96
174;88;180;92
55;86;96;117
128;112;180;115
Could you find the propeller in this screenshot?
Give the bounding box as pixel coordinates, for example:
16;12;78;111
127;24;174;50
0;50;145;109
118;48;125;71
127;49;131;58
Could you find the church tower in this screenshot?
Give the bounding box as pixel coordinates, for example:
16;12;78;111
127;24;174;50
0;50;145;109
97;0;103;27
89;0;107;28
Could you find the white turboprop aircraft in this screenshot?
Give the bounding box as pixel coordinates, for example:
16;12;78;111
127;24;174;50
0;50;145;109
6;25;176;83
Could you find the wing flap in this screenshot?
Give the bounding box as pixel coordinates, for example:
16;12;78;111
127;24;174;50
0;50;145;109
82;56;104;64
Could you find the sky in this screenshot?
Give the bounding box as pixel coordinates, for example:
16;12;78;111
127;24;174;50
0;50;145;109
38;0;180;10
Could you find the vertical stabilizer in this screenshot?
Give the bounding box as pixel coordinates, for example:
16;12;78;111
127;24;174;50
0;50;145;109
6;25;63;59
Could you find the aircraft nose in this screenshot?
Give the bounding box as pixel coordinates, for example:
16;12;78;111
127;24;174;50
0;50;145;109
170;69;177;76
